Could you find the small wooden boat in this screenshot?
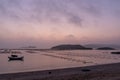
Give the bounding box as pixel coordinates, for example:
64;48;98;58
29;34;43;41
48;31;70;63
8;55;24;61
11;55;18;57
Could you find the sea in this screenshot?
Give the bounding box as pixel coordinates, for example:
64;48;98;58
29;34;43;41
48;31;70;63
0;50;120;74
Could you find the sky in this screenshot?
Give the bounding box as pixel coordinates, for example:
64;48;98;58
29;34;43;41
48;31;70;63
0;0;120;48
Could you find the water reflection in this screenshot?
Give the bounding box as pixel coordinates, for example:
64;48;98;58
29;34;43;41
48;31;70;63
0;50;120;74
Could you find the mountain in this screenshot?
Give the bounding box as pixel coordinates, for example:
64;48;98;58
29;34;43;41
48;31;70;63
97;47;115;50
51;44;92;50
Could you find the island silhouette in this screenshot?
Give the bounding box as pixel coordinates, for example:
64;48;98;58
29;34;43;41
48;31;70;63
51;44;93;50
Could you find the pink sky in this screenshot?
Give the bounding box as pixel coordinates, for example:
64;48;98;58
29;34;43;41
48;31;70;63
0;0;120;48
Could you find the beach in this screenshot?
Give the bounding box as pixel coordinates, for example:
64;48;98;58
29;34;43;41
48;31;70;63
0;63;120;80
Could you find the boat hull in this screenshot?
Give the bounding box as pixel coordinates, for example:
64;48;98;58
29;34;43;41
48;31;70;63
8;56;24;61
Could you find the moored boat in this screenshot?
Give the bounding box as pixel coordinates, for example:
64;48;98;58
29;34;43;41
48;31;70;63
8;55;24;61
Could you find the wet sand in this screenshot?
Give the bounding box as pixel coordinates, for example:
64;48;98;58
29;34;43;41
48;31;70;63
0;63;120;80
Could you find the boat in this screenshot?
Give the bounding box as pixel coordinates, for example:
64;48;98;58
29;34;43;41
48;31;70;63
8;55;24;61
11;54;18;57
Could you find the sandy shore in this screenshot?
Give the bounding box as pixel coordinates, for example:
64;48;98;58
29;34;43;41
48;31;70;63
0;63;120;80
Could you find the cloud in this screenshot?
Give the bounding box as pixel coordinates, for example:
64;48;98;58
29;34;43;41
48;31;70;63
0;0;22;22
0;0;84;27
30;0;83;26
68;14;83;27
66;34;75;38
64;34;76;42
84;5;101;17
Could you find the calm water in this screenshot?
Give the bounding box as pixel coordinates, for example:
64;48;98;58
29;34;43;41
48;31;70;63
0;50;120;74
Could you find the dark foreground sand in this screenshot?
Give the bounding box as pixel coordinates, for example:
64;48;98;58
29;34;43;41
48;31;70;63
0;63;120;80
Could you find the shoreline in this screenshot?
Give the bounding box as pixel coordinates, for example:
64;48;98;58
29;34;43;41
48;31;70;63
0;63;120;80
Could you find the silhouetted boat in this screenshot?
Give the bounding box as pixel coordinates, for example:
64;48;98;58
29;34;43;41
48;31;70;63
8;55;24;61
11;55;18;57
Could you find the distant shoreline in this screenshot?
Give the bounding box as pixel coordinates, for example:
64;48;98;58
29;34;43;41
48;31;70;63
0;62;120;80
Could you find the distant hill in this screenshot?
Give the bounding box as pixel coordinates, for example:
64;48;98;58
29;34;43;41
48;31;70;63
51;44;92;50
85;44;120;49
97;47;115;50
